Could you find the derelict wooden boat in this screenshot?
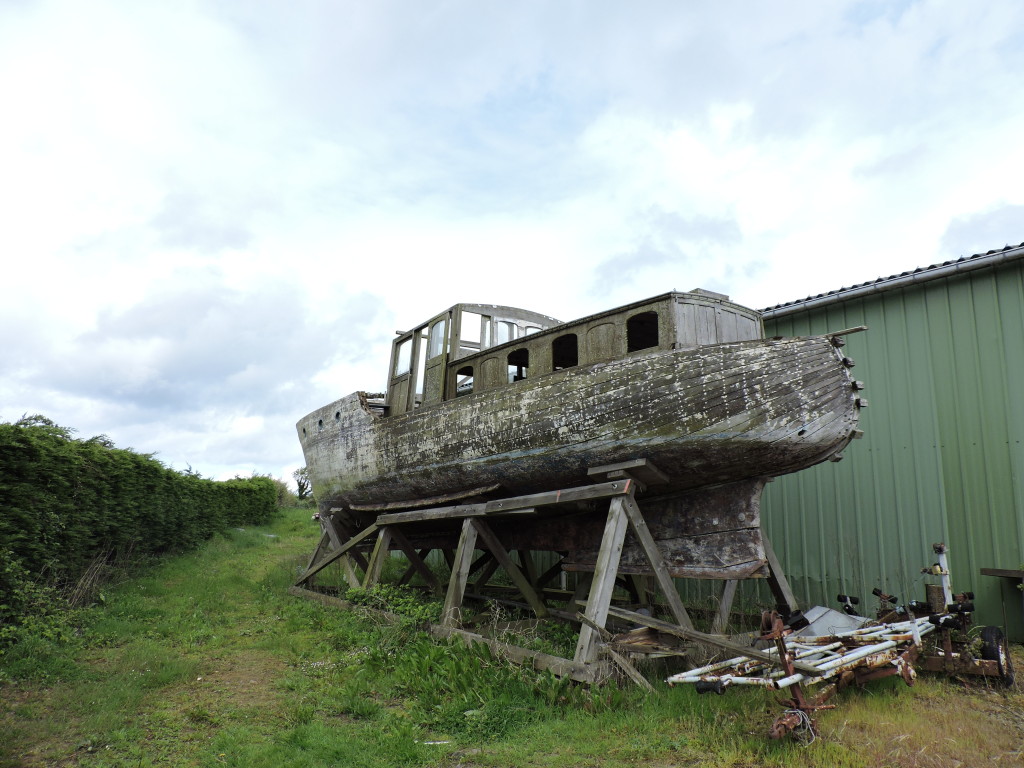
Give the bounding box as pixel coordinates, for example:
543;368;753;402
296;290;864;578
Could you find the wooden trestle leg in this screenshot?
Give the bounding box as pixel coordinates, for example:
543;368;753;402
762;535;799;615
362;526;393;588
711;580;739;634
574;496;629;663
442;518;479;627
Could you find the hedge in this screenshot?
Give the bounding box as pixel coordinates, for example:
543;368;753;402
0;415;278;588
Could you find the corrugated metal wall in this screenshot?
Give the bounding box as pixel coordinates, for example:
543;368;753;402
761;256;1024;638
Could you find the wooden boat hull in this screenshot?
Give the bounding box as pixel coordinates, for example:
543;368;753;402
298;335;861;530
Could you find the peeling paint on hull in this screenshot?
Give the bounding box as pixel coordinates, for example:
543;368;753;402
298;335;860;520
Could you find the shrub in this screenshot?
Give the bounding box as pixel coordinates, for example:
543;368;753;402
0;415;279;647
0;548;79;652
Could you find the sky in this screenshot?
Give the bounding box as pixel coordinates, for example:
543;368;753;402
2;0;1023;485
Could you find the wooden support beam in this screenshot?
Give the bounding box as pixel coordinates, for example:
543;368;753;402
605;647;656;692
468;551;493;576
397;563;416;587
575;611;612;642
431;624;608;684
471;519;550;618
321;513;347;551
339;555;361;589
375;479;635;525
362;526;394;588
481;479;634;514
397;549;432;586
350;550;370;572
301;532;330;577
387;528;444;596
295;523;380;585
574;496;629;664
472;554;501;593
604;605;822;675
517;549;539;586
442;519;479;627
620;495;694;630
762;535;799;613
711;579;739;635
349;483;502;513
587;459;669;488
535;556;566;590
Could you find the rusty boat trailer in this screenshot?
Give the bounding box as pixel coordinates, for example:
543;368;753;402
666;542;1015;742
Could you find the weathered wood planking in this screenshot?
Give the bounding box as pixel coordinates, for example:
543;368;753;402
301;336;858;516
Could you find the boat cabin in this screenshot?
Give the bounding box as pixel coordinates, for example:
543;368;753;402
384;290;764;416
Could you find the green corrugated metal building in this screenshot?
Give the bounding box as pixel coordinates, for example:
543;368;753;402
760;243;1024;639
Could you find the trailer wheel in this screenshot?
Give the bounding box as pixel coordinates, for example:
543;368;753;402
980;626;1015;687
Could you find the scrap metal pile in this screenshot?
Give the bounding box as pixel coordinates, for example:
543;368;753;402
666;544;1015;741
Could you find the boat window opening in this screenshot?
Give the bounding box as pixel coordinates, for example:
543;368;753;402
457;311;487;359
428;319;448;359
507;348;529;382
496;321;517;345
455;366;474;396
552;333;579;370
413;329;428;406
395;338;412;375
460;311;483;344
481;316;492;348
627;311;659;352
525;326;541;335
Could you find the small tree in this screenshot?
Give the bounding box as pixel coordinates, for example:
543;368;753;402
293;466;312;501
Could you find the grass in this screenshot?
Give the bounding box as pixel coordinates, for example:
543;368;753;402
1;507;1022;767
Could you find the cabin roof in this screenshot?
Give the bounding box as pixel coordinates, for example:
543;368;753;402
549;290;746;332
396;303;562;336
449;290;755;342
435;290;764;368
397;289;758;342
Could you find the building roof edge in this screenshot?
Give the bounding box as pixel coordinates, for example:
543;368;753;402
762;242;1024;318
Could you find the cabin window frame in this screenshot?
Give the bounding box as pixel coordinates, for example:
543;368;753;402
394;336;413;375
507;348;529;382
386;329;423;415
456;310;488;359
495;320;518;346
552;333;579;370
454;365;474;397
626;310;660;353
427;318;448;360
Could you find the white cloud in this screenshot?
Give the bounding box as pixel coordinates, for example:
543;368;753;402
2;0;1023;481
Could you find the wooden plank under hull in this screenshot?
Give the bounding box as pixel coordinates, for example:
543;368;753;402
299;336;859;514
